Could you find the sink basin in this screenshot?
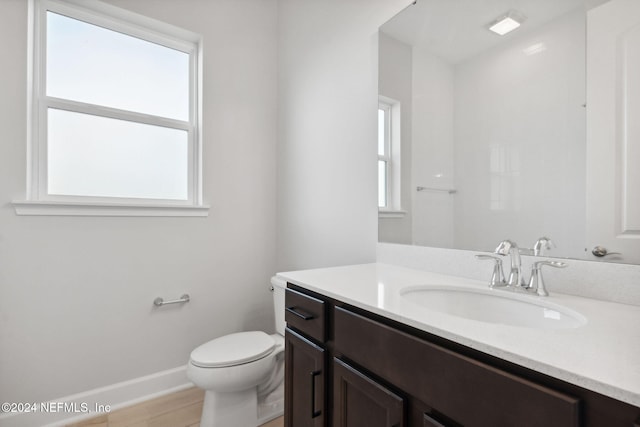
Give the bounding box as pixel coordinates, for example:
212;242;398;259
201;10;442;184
400;285;587;329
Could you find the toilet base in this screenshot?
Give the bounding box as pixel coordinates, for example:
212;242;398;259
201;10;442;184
198;381;284;427
201;388;257;427
257;381;284;425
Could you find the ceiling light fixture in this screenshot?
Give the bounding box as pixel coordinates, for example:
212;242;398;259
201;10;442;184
488;10;525;36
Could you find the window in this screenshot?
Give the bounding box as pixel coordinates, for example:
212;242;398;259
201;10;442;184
16;0;206;216
378;102;391;208
378;97;403;216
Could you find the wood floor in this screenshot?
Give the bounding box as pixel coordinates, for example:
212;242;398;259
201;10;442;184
65;387;283;427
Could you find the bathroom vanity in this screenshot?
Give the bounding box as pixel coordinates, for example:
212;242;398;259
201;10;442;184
279;264;640;427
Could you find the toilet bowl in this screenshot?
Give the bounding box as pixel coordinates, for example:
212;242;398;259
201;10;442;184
187;277;286;427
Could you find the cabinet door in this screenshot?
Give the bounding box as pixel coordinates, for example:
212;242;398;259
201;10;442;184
423;413;448;427
333;358;405;427
285;328;326;427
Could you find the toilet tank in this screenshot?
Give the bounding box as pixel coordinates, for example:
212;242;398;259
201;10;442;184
271;276;287;336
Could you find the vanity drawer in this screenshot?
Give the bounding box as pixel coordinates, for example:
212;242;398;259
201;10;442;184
285;288;326;343
334;306;580;427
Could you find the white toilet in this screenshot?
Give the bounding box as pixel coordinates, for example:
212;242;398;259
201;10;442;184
187;277;287;427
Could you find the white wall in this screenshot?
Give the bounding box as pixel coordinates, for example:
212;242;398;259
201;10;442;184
453;10;586;256
411;48;456;248
0;0;277;405
378;33;413;244
276;0;412;271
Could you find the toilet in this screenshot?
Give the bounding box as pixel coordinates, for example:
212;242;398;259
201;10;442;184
187;277;287;427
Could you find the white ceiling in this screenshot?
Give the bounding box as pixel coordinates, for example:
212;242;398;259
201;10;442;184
381;0;610;64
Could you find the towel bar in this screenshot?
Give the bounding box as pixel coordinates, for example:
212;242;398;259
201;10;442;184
154;294;190;307
416;186;457;194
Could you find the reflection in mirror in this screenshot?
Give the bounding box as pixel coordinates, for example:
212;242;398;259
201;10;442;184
378;0;640;264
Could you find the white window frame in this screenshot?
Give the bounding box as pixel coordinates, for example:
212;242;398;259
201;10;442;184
378;96;404;218
378;101;392;209
14;0;208;216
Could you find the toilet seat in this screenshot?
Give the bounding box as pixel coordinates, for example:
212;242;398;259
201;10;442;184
190;331;275;368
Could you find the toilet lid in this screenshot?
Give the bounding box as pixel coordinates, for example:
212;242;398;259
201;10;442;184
190;331;275;368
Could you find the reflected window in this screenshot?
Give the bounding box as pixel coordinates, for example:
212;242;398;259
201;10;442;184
378;97;402;213
378;103;391;208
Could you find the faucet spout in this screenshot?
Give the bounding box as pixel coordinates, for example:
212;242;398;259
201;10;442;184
494;240;524;287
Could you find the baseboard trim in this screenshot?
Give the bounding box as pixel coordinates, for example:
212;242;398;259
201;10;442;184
0;365;192;427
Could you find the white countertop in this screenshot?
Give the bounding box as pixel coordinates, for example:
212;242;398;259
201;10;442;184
277;263;640;407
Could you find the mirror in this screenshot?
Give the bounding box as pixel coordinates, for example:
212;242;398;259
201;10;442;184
378;0;640;264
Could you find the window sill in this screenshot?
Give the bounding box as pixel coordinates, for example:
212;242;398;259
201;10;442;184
378;209;407;219
12;200;210;217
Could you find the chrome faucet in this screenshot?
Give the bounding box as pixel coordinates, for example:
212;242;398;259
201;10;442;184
476;239;569;297
494;240;525;287
533;237;554;256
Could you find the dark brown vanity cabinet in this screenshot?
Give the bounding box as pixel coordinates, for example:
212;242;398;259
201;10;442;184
285;328;326;427
284;288;328;427
285;284;640;427
333;357;406;427
333;306;579;427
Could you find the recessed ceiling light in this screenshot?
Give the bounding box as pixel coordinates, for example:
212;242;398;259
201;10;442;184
488;10;525;36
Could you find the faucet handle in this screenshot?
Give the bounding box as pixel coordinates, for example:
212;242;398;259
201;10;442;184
528;260;567;296
494;239;516;255
475;254;506;288
532;260;567;269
